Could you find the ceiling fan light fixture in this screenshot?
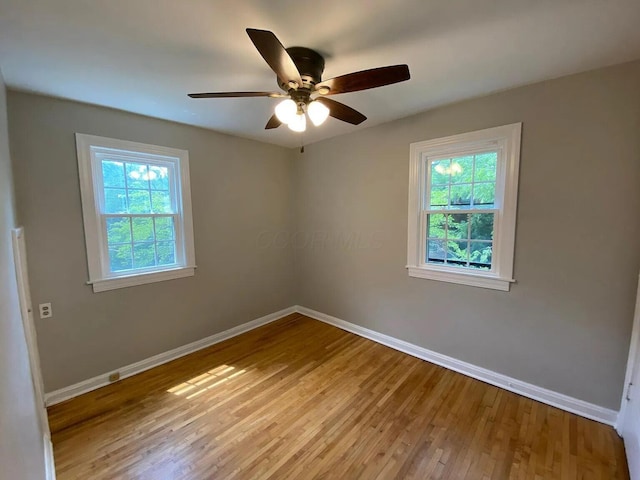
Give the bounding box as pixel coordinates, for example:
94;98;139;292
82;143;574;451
189;29;410;133
288;111;306;132
307;100;330;126
275;98;297;124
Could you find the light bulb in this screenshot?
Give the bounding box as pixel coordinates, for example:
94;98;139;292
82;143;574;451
275;99;296;124
307;100;330;126
288;112;306;132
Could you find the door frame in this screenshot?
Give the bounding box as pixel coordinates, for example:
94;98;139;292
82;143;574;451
11;227;55;479
617;273;640;434
11;227;47;431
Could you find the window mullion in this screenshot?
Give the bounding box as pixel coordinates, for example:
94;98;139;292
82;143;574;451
152;217;159;266
171;212;181;263
425;208;497;215
122;161;130;213
100;214;109;274
470;154;475;209
491;212;499;273
128;215;134;269
423;156;431;211
170;163;178;214
103;213;174;218
467;213;472;267
443;213;449;265
420;211;427;265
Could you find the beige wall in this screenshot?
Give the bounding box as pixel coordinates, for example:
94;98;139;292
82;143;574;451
8;60;640;411
0;74;47;478
293;61;640;409
8;92;296;391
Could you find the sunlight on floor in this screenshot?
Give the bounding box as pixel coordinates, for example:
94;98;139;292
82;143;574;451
167;364;246;399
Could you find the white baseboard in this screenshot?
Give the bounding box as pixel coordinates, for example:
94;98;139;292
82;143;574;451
45;304;618;427
295;305;619;426
44;306;297;406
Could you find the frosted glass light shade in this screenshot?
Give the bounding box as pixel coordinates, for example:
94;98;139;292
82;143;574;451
307;101;330;126
275;99;297;124
288;112;306;132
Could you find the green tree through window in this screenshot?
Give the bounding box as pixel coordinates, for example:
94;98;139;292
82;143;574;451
426;152;497;270
101;160;176;273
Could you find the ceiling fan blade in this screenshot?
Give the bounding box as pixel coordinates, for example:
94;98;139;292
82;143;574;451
188;92;284;99
316;65;410;95
265;114;282;129
316;97;366;125
246;28;303;88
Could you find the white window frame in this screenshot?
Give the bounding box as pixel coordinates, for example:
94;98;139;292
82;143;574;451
76;134;196;293
407;123;521;291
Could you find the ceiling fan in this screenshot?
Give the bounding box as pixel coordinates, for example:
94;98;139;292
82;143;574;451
188;28;411;133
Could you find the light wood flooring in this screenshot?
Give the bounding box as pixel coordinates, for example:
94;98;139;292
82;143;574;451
48;313;629;479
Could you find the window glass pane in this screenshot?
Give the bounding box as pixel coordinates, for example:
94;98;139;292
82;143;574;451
102;160;125;188
155;217;175;241
425;151;499;271
109;245;132;272
470;241;492;269
127;189;151;213
149;165;170;191
447;240;468;265
450;156;473;184
157;241;176;266
430;185;449;208
126;163;150;190
473;183;495;206
470;214;494;240
427;213;446;239
151;190;172;213
474;153;497;182
449;184;471;207
133;243;156;268
106;217;131;244
430;159;450;185
447;213;469;240
104;188;128;213
132;217;154;242
427;239;446;263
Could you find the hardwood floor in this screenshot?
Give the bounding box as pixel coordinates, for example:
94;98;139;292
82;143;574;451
48;314;629;479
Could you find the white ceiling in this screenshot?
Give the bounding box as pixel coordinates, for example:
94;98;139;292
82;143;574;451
1;0;639;148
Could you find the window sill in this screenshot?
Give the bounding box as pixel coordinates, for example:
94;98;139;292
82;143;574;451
407;266;513;291
88;266;195;293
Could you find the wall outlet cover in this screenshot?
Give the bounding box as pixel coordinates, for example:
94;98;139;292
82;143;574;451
39;303;52;319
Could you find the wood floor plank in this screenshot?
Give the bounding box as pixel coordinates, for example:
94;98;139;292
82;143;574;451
48;314;629;479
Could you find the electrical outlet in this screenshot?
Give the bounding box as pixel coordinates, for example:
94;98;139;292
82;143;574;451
108;372;120;382
39;303;52;319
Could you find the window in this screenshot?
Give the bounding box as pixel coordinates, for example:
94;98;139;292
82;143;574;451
407;123;521;291
76;134;196;292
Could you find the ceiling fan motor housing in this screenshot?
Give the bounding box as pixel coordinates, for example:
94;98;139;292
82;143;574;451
279;47;325;94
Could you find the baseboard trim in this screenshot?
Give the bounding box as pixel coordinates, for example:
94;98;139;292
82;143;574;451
295;305;619;426
45;304;619;426
44;306;297;406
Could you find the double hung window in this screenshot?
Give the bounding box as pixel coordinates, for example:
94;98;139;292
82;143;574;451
407;124;521;291
76;134;196;292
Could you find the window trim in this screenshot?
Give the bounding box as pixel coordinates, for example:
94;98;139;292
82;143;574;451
76;134;196;293
407;123;521;291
